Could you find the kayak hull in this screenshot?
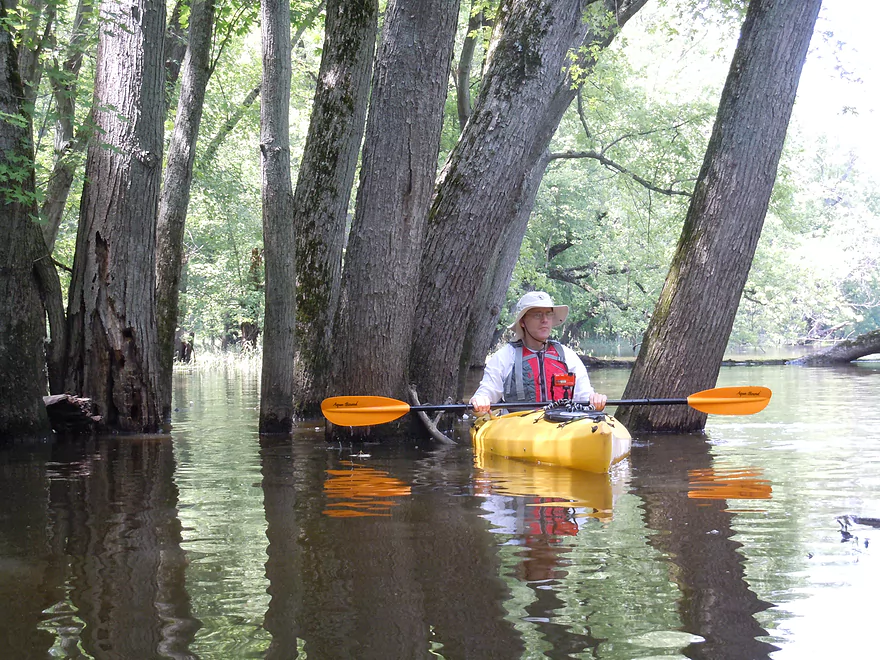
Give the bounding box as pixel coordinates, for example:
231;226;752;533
471;409;632;473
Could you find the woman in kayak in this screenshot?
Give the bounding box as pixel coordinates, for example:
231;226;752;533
469;291;608;414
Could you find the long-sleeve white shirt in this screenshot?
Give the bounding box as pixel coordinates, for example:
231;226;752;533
472;343;595;403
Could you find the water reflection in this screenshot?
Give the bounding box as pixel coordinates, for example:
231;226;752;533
260;434;524;660
688;466;773;504
474;451;623;521
0;437;198;659
322;460;411;517
631;434;779;659
1;364;879;658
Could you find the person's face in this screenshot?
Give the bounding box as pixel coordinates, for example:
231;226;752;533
520;307;555;342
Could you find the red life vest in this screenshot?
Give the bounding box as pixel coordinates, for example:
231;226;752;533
502;340;572;403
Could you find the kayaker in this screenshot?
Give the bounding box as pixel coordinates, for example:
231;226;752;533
469;291;608;414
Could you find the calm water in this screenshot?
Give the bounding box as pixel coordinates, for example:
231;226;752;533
1;363;879;659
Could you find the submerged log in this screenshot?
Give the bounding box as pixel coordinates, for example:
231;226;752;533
787;329;880;365
44;394;102;434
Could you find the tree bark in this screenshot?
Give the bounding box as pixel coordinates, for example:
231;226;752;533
331;0;460;428
292;0;378;416
411;0;648;403
616;0;823;433
258;0;296;432
33;252;66;394
0;9;51;437
460;151;550;393
787;330;880;365
156;0;215;419
64;0;166;433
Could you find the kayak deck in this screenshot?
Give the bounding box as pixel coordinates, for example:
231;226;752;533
471;408;632;473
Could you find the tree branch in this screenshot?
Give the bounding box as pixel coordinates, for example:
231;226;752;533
549;149;692;197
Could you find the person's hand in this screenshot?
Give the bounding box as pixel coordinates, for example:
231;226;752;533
470;394;491;415
589;392;607;411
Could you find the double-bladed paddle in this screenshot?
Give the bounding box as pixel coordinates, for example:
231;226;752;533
320;386;772;427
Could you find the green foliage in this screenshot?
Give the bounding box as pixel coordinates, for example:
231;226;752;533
14;0;879;361
510;29;715;348
731;132;880;346
507;0;880;353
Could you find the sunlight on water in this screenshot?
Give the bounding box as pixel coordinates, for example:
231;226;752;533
712;365;880;658
171;369;272;658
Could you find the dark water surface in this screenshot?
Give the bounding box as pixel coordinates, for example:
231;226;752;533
2;363;879;659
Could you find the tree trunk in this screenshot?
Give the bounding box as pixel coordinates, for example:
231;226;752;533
455;4;484;131
331;0;460;429
788;330;880;365
64;0;166;433
292;0;378;416
163;0;189;115
616;0;823;433
36;0;92;389
411;0;647;403
33;253;66;394
156;0;215;419
40;0;94;253
459;151;550;394
199;2;324;166
0;11;51;437
15;0;55;109
201;83;260;165
258;0;296;433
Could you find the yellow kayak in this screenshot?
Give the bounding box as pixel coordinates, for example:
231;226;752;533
471;407;632;473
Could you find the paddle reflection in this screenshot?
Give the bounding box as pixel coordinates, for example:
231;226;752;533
322;460;411;517
688;466;773;503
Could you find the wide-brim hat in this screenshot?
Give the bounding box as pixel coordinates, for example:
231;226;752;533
508;291;569;341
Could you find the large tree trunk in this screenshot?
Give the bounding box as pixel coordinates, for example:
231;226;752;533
460;151;550;394
330;0;460;424
788;329;880;366
258;0;296;433
64;0;166;433
410;0;647;403
292;0;378;416
0;10;51;437
156;0;216;419
616;0;823;433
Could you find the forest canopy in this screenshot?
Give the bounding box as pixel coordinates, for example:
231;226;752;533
27;1;878;357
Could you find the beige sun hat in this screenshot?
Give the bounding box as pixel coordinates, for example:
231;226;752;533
508;291;569;341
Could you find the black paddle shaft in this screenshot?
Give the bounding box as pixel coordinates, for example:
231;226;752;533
410;398;689;413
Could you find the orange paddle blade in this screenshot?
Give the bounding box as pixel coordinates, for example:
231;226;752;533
321;396;411;426
686;386;772;415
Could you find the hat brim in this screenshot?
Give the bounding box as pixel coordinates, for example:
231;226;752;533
509;304;569;340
